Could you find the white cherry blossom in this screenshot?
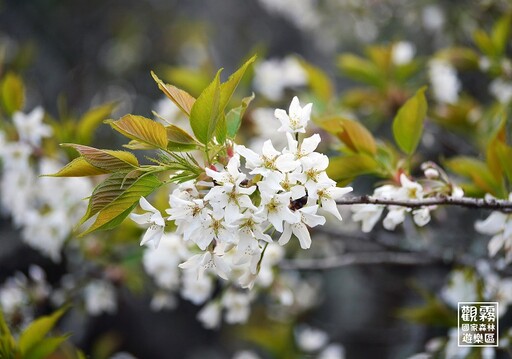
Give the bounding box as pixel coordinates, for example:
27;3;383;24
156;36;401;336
197;300;222;329
475;195;512;260
275;96;312;133
130;197;165;248
257;192;300;232
278;205;326;249
222;290;252;324
179;250;231;280
12;107;52;147
236;140;298;176
313;184;353;220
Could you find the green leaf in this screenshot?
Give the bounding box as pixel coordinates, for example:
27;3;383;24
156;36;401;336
215;114;227;144
76;102;117;144
80;172;138;225
123;140;156;150
46;156;109;177
166;124;198;145
0;310;11;338
326;154;379;183
107;114;168;150
215;55;256;144
337;54;383;88
62;144;139;171
491;14;511;56
25;336;69;359
473;29;496;57
392;86;427;155
151;71;196;117
189;69;222;144
486;112;506;181
227;93;254;138
0;72;25;116
19;307;67;355
398;298;456;327
219;55;256;111
496;142;512;184
80;174;162;236
317;116;376;155
297;58;334;103
445;156;503;196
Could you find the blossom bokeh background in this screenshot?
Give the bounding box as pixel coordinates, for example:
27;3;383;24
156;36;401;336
1;0;512;358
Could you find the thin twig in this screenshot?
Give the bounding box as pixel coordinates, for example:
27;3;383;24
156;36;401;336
336;196;512;213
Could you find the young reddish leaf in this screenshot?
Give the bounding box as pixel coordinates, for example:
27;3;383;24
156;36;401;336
123;140;156;150
107;114;168;149
166;124;198;145
46;157;109;177
62;144;138;171
326;154;379;182
151;71;196;117
76;102;117;144
80;174;162;236
80;172;138;225
189;69;222;144
392;86;427;155
318;117;376;155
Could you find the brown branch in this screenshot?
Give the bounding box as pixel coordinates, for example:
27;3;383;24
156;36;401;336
336;196;512;213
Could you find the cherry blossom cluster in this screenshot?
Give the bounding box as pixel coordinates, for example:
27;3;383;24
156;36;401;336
351;166;464;233
0;108;92;261
132;97;352;325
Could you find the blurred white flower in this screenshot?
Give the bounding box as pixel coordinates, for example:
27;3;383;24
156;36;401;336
143;233;186;290
223;290;252;324
150;292;177;311
441;269;478;308
12;107;52;147
392;41;415;65
429;59;460;104
258;0;320;30
180;271;214;305
84;280;117;316
253;57;307;101
422;5;445;31
317;344;345;359
197;300;222;329
232;350;261;359
295;325;329;352
489;78;512;104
